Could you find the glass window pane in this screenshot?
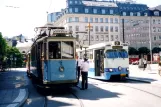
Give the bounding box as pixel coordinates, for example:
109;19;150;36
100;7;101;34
49;42;61;59
62;41;74;59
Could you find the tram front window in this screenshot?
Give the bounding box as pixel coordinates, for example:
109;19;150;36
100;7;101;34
49;42;61;59
105;49;128;58
48;41;74;59
61;41;74;59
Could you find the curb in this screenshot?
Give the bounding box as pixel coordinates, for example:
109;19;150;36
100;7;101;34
17;88;29;107
127;78;151;83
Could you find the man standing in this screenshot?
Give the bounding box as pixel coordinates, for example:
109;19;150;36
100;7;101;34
80;57;89;90
77;57;83;83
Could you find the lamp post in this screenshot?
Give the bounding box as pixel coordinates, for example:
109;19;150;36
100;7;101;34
10;55;13;71
87;22;91;45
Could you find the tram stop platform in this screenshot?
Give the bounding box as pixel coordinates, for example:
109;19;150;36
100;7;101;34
129;64;161;85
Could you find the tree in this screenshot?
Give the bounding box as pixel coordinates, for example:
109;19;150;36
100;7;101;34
128;47;138;55
6;46;23;68
138;47;150;55
152;47;161;53
0;32;8;71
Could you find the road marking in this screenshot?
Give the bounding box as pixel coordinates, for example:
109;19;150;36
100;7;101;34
13;89;26;103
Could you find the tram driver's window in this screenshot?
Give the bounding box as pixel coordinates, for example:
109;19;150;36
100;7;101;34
49;42;61;59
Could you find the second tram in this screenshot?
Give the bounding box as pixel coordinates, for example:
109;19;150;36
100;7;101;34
77;41;129;80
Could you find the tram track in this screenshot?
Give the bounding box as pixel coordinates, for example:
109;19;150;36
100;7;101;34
42;87;84;107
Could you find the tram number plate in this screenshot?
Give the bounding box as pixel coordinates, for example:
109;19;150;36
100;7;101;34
120;74;126;77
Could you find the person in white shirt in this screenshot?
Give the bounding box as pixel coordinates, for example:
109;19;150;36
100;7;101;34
77;57;83;83
80;57;89;90
143;58;147;71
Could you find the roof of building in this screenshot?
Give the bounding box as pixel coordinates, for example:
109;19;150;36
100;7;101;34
82;1;118;7
149;5;161;11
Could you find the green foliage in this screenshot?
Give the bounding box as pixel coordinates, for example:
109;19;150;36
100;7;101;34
0;32;24;70
152;47;161;53
0;32;7;60
138;47;150;55
128;47;138;55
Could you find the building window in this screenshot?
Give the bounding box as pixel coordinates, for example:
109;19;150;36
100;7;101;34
110;26;113;32
154;36;157;41
115;26;118;32
154;11;159;16
105;35;109;41
115;18;118;23
69;1;72;4
153;27;156;32
96;35;99;41
110;18;113;23
75;26;79;31
69;8;73;13
68;17;72;22
75;17;79;22
95;26;98;32
75;8;78;12
115;35;118;40
100;18;103;23
153;19;156;24
102;9;105;14
101;35;104;41
130;12;133;16
85;8;89;13
111;35;114;41
91;35;94;41
75;1;78;4
95;18;98;23
159;36;161;40
85;17;88;22
144;12;148;16
123;12;126;16
93;9;97;14
90;18;93;23
105;18;108;23
110;9;113;14
137;12;140;16
100;26;104;32
105;26;108;32
69;26;72;31
85;35;88;41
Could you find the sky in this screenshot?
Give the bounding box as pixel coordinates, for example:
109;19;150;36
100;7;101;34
0;0;160;38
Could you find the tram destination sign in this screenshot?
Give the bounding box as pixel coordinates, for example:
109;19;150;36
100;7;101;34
52;29;72;34
112;46;123;49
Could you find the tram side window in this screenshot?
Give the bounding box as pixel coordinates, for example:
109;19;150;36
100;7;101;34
48;42;61;59
62;41;74;59
31;46;36;61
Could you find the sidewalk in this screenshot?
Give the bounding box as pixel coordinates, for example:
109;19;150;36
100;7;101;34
129;64;161;85
0;69;28;107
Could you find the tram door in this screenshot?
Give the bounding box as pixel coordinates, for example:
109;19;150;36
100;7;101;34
37;42;44;79
95;49;104;76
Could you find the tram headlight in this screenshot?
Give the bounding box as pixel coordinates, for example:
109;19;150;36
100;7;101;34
109;69;113;72
59;66;64;72
118;66;122;71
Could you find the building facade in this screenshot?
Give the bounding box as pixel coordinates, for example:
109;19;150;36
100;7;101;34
48;0;161;49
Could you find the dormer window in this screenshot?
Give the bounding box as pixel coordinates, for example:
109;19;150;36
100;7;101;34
154;11;159;16
137;12;140;16
144;12;148;16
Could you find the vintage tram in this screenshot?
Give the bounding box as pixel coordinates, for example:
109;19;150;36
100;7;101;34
26;25;78;88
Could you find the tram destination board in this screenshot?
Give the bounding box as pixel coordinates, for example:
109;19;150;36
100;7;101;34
112;46;123;49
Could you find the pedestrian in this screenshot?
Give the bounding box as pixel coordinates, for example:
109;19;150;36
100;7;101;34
80;57;89;90
143;58;147;71
77;56;83;83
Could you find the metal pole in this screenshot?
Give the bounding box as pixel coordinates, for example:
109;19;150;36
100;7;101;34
122;18;125;43
149;17;152;64
88;22;91;45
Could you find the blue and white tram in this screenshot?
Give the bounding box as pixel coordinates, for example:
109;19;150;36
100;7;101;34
77;41;129;80
26;25;78;87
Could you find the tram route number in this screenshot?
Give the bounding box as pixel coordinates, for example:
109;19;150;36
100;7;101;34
59;74;65;78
